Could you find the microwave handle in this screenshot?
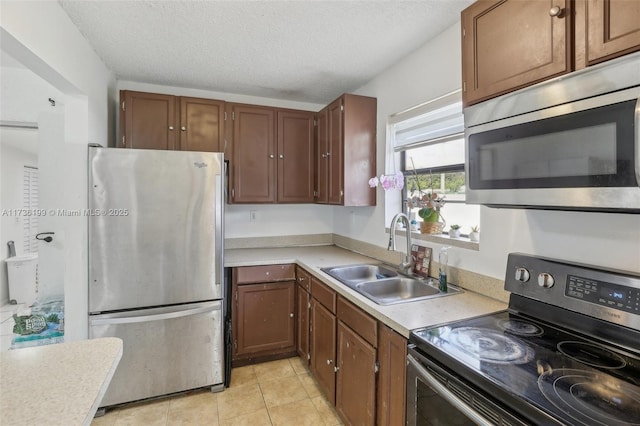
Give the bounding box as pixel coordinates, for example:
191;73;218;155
407;354;494;426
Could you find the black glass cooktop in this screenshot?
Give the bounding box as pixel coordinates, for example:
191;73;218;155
411;311;640;426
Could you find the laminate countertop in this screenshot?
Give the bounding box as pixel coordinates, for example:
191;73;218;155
0;337;123;426
225;246;507;337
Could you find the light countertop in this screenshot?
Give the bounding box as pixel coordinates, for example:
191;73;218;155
0;337;123;426
225;246;507;337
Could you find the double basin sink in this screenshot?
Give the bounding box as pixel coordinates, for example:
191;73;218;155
321;264;462;305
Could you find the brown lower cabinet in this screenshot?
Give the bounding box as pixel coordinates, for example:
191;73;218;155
310;293;337;403
335;297;378;426
377;324;408;426
296;267;311;361
232;265;296;366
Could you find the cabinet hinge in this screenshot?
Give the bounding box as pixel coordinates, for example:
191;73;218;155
307;353;310;361
313;119;317;126
122;136;125;147
224;111;227;121
374;360;380;374
232;111;235;120
307;302;311;309
463;81;467;92
340;105;344;112
231;188;235;199
313;191;318;198
462;27;466;37
235;290;238;301
121;101;125;111
234;340;237;350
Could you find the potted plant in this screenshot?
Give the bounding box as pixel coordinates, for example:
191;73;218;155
448;224;461;238
416;192;445;234
469;225;480;242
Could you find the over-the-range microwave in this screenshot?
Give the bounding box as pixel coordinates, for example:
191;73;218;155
464;52;640;213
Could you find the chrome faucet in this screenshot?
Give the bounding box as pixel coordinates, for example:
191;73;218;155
388;213;413;275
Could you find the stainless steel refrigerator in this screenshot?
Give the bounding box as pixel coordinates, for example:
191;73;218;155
88;146;224;407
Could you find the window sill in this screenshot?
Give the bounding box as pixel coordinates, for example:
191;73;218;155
385;227;479;251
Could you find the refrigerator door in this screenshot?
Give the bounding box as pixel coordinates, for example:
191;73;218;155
89;147;224;312
90;301;224;407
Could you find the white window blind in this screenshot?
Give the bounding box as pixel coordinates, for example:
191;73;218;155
390;90;464;153
23;166;39;253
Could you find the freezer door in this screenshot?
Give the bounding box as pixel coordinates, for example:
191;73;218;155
90;301;224;407
89;147;224;312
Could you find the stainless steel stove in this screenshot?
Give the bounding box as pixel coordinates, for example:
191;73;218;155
407;253;640;426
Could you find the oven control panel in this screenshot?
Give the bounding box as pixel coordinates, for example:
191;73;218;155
566;275;640;314
505;253;640;329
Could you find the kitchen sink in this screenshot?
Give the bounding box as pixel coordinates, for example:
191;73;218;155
321;264;462;305
321;264;397;286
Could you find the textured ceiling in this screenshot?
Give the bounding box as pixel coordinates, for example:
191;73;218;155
59;0;472;104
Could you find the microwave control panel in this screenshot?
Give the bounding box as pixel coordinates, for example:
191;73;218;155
566;275;640;314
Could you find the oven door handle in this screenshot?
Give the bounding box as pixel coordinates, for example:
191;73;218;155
407;354;494;426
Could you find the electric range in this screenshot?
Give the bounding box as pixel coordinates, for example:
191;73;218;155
407;253;640;426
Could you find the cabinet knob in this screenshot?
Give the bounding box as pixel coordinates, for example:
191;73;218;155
325;152;331;157
334;366;339;373
326;359;333;365
279;154;284;159
168;126;174;130
289;313;294;318
549;6;562;17
269;154;275;159
181;126;186;131
321;154;326;158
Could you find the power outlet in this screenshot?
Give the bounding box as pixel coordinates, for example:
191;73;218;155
249;210;257;222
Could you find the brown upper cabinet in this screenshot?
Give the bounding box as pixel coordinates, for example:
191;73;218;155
461;0;640;106
316;94;377;206
119;90;225;152
228;104;314;204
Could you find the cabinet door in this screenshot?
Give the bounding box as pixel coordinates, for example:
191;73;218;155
327;98;344;205
310;299;337;404
296;286;310;361
277;110;315;203
584;0;640;65
234;281;295;358
230;105;276;203
377;324;407;426
315;108;329;204
179;97;225;152
461;0;571;106
120;91;177;150
336;322;376;426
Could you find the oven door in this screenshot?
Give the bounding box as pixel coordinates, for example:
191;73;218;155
465;86;640;212
406;347;527;426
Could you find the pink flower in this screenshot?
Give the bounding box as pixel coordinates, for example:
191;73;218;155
368;177;379;188
394;171;405;190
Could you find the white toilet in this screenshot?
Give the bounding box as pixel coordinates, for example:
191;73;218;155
6;254;38;306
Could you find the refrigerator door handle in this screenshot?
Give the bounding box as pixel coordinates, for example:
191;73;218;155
215;173;223;289
91;304;221;326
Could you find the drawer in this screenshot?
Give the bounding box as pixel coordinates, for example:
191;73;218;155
337;296;377;347
311;277;336;314
296;267;311;292
235;264;296;284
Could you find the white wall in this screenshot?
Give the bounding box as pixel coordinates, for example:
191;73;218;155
1;1;115;341
339;22;640;278
117;80;334;238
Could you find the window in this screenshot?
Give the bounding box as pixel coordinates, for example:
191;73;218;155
389;90;480;236
23;166;39;253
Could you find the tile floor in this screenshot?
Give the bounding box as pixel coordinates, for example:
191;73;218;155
91;357;343;426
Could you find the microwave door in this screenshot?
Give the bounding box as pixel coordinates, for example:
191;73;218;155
465;88;640;212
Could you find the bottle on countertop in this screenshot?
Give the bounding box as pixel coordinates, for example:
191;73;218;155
438;246;449;292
